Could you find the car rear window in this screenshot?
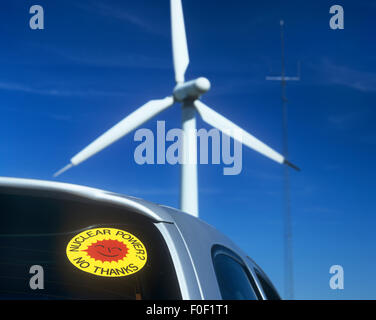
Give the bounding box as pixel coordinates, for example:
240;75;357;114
0;188;181;300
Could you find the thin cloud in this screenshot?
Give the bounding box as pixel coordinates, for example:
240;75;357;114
75;1;164;36
43;46;170;69
0;81;129;97
321;59;376;92
327;111;365;128
327;106;372;131
3;106;73;123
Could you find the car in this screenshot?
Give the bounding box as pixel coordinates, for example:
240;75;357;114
0;177;280;300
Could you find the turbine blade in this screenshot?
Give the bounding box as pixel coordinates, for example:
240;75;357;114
284;159;301;171
54;96;175;177
171;0;189;83
53;164;73;178
194;100;299;170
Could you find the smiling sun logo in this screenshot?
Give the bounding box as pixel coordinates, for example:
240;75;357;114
66;228;147;277
83;239;129;263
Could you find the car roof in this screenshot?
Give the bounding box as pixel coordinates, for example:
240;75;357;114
0;177;248;258
0;177;176;223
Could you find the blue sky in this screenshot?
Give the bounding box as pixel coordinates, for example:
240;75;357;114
1;0;376;299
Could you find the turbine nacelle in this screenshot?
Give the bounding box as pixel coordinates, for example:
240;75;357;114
173;77;211;102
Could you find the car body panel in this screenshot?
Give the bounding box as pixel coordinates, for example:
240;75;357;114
0;177;175;223
0;177;277;300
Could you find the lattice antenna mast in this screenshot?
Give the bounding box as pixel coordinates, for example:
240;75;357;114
266;20;300;300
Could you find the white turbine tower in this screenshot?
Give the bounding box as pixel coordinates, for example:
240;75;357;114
54;0;299;217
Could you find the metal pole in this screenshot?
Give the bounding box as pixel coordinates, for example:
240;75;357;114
280;20;294;300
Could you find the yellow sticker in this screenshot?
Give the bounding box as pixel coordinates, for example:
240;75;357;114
66;227;147;277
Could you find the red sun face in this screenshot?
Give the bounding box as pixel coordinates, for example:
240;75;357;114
83;239;129;263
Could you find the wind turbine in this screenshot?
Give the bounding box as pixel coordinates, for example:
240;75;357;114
54;0;299;218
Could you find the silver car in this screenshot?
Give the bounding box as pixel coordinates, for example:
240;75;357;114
0;177;280;300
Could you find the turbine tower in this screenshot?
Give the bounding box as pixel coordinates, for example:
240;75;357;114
266;20;300;300
54;1;299;218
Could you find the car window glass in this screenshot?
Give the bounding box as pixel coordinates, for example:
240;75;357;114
0;190;182;300
212;246;260;300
